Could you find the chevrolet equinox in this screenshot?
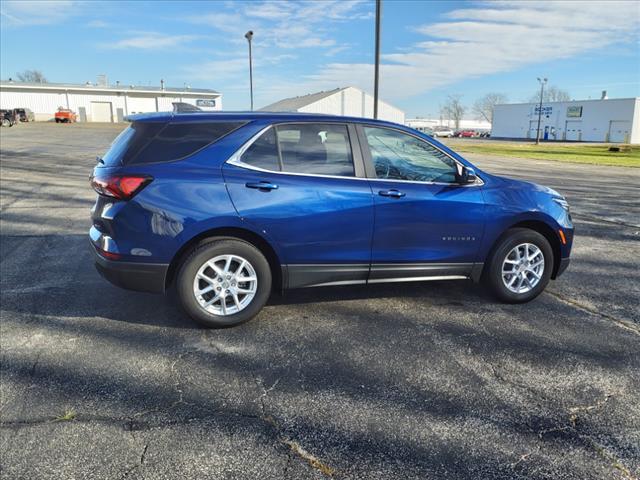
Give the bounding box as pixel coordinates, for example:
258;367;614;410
90;112;573;327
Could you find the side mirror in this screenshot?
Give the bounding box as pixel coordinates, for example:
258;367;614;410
457;166;478;185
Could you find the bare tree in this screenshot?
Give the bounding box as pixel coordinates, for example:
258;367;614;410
441;95;466;130
16;69;47;83
472;93;507;124
528;85;570;103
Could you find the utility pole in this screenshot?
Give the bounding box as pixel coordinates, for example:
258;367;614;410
245;30;254;111
535;77;547;145
373;0;381;119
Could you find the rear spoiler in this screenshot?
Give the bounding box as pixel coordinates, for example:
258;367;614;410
172;102;202;113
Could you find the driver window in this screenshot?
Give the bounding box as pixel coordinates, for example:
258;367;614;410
364;127;458;183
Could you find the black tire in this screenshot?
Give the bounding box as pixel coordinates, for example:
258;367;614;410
176;238;272;328
485;228;554;303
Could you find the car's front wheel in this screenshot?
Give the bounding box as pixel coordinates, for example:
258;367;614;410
485;228;554;303
176;238;272;328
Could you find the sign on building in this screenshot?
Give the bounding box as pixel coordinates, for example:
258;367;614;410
567;106;583;118
196;99;216;107
534;105;553;115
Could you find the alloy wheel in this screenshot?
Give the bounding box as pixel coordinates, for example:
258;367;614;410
501;243;545;294
193;254;258;316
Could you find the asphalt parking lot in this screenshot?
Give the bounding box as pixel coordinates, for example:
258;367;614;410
1;123;639;479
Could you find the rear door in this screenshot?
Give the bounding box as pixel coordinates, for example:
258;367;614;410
223;122;375;288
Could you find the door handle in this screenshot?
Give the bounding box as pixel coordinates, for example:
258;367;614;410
378;189;405;198
245;181;279;191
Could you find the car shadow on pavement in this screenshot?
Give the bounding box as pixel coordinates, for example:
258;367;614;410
1;231;491;330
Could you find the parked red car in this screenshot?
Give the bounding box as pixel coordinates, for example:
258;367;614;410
456;130;477;138
55;108;77;123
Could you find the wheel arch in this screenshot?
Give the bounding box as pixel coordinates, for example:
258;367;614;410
487;220;563;279
165;227;282;291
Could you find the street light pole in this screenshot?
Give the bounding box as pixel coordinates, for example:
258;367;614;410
245;30;254;111
373;0;381;119
535;77;547;145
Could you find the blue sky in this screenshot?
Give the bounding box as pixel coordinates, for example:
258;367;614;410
1;0;639;117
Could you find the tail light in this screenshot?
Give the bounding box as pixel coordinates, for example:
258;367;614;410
91;175;152;200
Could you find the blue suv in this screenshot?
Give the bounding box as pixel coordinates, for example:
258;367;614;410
90;112;573;327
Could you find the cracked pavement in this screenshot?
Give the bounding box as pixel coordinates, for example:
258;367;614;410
1;124;639;479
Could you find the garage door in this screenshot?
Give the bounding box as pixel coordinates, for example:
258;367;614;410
564;121;582;141
91;102;113;122
608;121;631;143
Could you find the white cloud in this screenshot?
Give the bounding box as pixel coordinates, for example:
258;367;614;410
185;12;248;35
324;45;350;57
245;1;293;20
0;0;78;26
291;0;640;101
182;53;297;83
185;0;371;50
87;19;110;28
181;0;639;110
104;32;201;50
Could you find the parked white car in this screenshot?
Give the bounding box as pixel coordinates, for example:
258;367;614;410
433;127;454;138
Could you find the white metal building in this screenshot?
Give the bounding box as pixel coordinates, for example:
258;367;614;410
260;86;405;124
492;97;640;144
0;81;221;122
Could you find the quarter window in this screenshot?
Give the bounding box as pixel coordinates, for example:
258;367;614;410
102;121;243;166
241;128;280;170
364;127;458;183
133;122;243;164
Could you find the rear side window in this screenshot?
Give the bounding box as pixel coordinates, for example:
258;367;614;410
239;123;354;177
101;121;243;166
277;124;354;176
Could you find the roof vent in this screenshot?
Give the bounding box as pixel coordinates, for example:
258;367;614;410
601;90;608;100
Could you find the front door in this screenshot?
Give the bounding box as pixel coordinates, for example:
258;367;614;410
358;125;485;282
223;122;374;288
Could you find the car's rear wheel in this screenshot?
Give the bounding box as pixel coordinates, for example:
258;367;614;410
176;238;272;328
485;228;553;303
